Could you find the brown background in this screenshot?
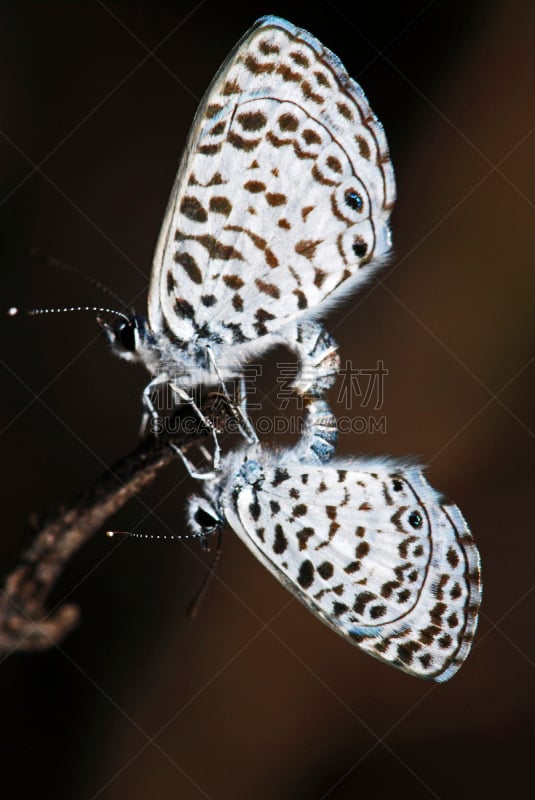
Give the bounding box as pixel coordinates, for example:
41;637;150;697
1;1;533;798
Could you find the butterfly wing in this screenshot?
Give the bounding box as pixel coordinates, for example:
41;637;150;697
225;456;481;681
148;16;395;351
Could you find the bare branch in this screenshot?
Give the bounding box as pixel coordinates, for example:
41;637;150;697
0;404;216;654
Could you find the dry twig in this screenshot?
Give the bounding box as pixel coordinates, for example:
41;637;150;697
0;404;216;653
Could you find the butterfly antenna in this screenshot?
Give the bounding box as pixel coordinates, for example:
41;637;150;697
107;530;186;540
186;528;223;620
8;305;130;321
106;528;219;543
30;250;130;311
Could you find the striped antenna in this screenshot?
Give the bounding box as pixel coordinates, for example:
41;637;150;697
106;529;212;541
8;305;130;321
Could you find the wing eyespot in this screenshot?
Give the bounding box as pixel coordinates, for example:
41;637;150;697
344;189;363;213
408;511;423;529
352;237;368;259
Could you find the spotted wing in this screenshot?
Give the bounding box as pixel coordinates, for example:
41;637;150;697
148;16;395;348
227;457;481;681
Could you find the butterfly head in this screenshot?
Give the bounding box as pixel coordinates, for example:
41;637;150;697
98;313;147;363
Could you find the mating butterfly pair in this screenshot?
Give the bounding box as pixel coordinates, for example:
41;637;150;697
23;17;482;680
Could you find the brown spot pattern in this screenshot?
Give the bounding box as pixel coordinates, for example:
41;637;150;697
293;289;308;309
301;80;324;104
314;268;327;288
244;54;274;74
447;547;460;569
355;135;371;159
273;524;288;554
222;79;241;95
272;467;289;486
196;234;242;261
210;121;226;136
355;541;370;559
353;591;375;615
223;274;244;290
180;196;207;223
259;39;280;56
297;560;314;589
278;112;299;131
333;602;349;617
295;239;320;260
227;132;261;152
337;101;353;120
266;193;287;206
232;294;243;312
397;641;421;665
244;180;266;193
326;155;343;173
166;271;176;294
370;604;387;619
198;143;220;156
277;63;302;82
311;164;336;185
174;252;203;284
255;278;280;298
206;103;223;118
450;582;462;600
290;50;310;67
314;71;330;87
302;128;322;145
254;308;275;335
237;110;268;130
297;527;314;551
318;562;334;580
174;298;195;319
209;196;232;215
380;580;400;599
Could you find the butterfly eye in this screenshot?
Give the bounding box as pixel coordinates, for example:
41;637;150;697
344;189;363;212
352;237;368;259
115;320;137;352
408;511;423;529
194;506;220;533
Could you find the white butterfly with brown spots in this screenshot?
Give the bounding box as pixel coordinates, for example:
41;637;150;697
187;397;482;681
98;15;395;427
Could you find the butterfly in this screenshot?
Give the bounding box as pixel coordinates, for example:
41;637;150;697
98;15;395;424
186;396;482;681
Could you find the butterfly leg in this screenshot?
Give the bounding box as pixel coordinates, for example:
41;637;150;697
237;376;259;443
288;320;341;396
198;444;215;463
205;346;258;444
169;384;222;471
141;374;168;437
292;396;338;464
168;442;217;481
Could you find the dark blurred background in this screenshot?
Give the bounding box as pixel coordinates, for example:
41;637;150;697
0;1;533;798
